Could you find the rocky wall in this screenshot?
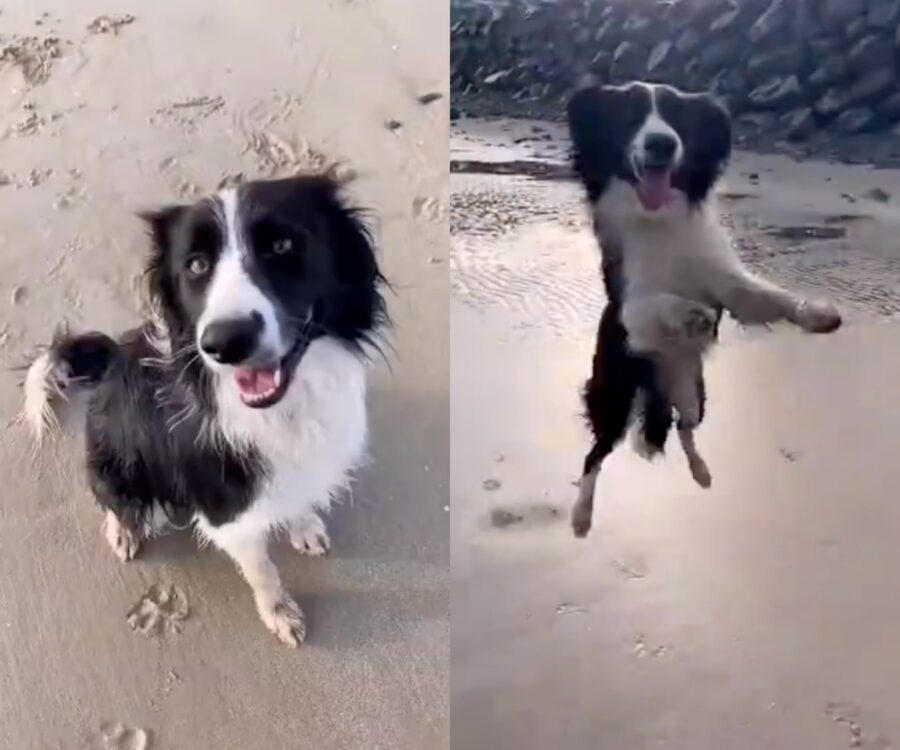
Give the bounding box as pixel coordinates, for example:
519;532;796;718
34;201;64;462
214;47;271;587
451;0;900;153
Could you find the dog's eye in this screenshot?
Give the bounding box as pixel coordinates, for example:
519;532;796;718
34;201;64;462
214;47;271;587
272;238;293;255
187;256;210;277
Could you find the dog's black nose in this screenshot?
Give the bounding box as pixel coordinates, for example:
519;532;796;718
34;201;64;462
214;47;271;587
200;313;264;364
643;132;678;167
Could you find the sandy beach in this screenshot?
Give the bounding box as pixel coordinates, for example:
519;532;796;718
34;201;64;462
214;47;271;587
0;1;448;748
452;117;900;749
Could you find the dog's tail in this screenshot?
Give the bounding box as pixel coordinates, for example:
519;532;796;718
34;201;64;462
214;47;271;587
631;383;673;460
21;326;119;445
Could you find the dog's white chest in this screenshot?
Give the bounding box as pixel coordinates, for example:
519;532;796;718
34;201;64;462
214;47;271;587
200;338;369;543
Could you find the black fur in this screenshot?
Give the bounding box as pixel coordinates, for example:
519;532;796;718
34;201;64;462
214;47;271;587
51;175;384;534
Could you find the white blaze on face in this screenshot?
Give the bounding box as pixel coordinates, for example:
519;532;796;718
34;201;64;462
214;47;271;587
628;84;684;212
196;188;285;367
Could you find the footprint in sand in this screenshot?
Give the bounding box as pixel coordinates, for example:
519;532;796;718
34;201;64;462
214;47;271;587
412;196;445;222
126;584;189;637
84;722;150;750
488;502;563;530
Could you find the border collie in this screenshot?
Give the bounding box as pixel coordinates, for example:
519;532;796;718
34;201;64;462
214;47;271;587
22;175;386;645
566;81;842;538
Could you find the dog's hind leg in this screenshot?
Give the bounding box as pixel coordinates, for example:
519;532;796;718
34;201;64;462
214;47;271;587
677;426;711;489
573;304;639;538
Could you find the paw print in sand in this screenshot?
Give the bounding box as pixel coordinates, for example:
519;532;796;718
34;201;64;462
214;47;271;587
83;722;150;750
126;584;189;637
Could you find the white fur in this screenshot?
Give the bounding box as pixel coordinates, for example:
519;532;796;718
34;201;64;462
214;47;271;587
197;189;285;368
194;336;368;548
628;83;684;177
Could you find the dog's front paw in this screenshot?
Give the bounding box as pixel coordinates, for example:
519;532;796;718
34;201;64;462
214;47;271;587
796;300;842;334
664;301;717;346
257;594;307;647
102;510;140;562
289;515;330;557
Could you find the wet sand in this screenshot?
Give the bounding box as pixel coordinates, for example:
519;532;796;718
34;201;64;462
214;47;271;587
0;1;448;748
452;119;900;748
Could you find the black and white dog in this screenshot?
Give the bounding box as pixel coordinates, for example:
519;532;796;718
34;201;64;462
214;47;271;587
566;81;842;538
23;175;385;645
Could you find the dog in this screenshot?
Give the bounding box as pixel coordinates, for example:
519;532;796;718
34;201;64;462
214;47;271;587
22;175;386;645
566;81;842;538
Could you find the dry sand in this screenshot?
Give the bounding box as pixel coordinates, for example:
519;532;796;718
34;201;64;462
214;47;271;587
0;1;448;748
452;118;900;748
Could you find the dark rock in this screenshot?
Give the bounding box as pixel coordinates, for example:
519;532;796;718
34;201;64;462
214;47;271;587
816;88;853;118
622;12;652;34
821;0;867;29
747;46;805;83
808;37;840;57
749;0;787;43
847;34;894;73
850;67;895;103
846;15;871;41
674;27;701;55
646;41;672;73
781;107;816;141
868;0;900;27
877;89;900;119
711;68;749;97
808;54;848;89
833;107;876;133
748;75;802;110
710;7;741;33
738;111;779;131
611;41;642;82
699;40;733;71
594;17;620;45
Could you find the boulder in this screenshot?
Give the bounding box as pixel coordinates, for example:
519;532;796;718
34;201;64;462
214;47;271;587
738;111;779;131
674;27;701;55
611;41;643;82
699;41;734;71
710;7;742;33
846;15;871;41
749;0;787;43
748;75;802;110
808;54;848;89
821;0;868;30
646;41;673;73
878;89;900;119
850;67;895;103
815;88;853;118
847;33;894;73
747;46;805;83
809;37;841;57
867;0;900;27
781;107;816;141
833;107;876;133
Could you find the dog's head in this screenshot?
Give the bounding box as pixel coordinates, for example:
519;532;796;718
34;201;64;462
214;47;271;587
143;175;385;408
567;82;731;220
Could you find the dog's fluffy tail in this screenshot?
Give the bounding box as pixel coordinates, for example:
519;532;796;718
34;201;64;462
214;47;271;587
631;385;673;460
21;327;119;445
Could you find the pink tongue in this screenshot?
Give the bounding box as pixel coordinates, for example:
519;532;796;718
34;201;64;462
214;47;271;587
636;171;672;211
235;366;278;396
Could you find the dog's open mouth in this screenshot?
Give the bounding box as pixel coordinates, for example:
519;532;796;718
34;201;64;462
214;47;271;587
635;167;673;211
233;337;309;409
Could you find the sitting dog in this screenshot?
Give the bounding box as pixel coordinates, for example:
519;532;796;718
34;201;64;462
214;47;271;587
22;175;386;645
566;81;842;538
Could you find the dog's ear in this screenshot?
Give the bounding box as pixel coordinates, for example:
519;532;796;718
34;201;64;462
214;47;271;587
139;205;188;335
